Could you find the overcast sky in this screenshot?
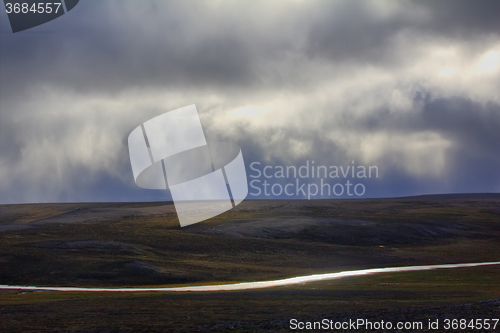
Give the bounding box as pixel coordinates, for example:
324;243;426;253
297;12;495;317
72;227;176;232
1;0;499;204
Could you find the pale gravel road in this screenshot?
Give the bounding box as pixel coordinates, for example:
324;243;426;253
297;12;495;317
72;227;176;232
1;262;498;292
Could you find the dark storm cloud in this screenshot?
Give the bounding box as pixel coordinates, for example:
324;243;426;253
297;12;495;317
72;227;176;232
363;97;500;194
1;1;259;96
207;96;500;198
306;0;500;64
350;95;500;155
421;0;500;34
0;0;499;203
2;0;499;94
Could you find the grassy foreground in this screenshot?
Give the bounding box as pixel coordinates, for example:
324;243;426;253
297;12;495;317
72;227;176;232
0;194;499;331
0;266;499;332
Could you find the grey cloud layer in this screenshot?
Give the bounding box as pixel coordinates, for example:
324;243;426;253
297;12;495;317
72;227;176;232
0;0;499;203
